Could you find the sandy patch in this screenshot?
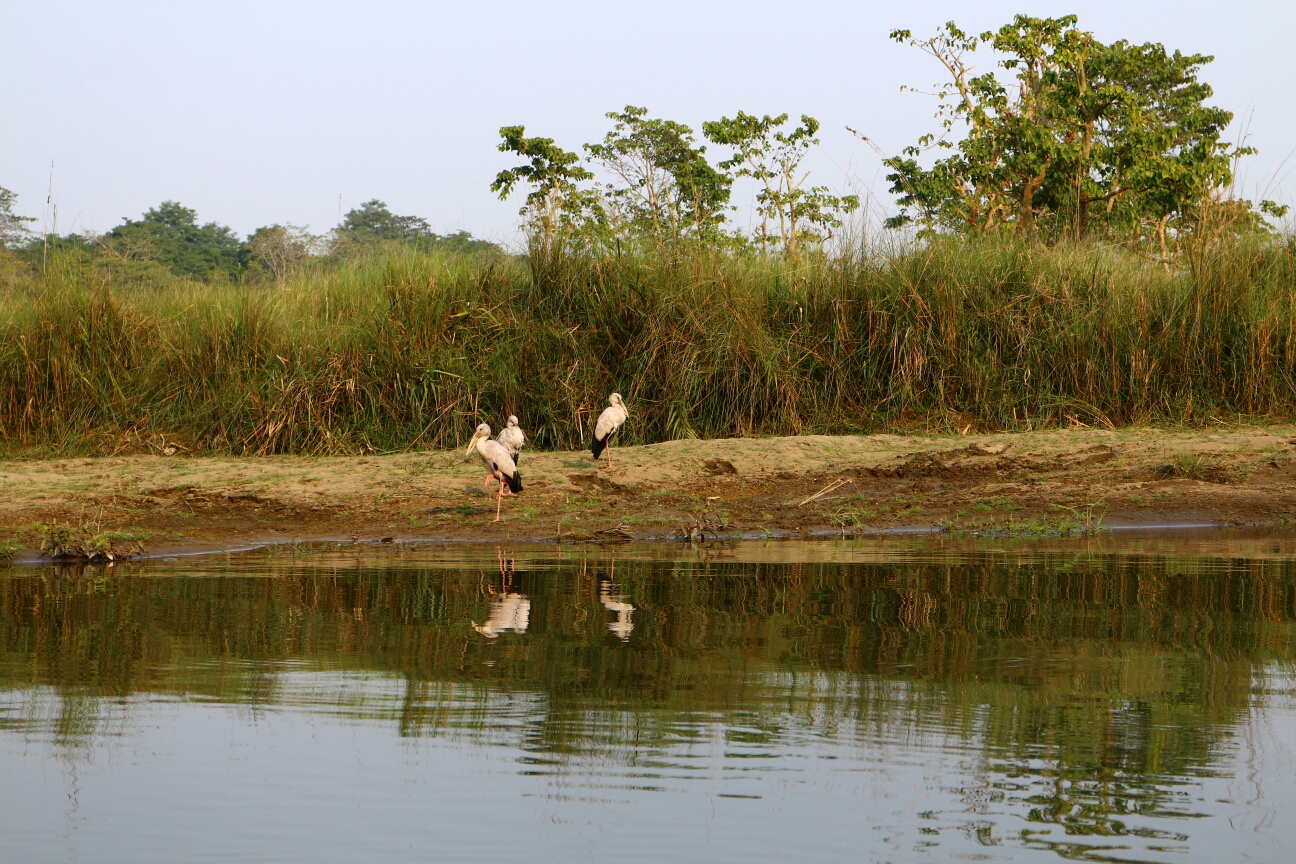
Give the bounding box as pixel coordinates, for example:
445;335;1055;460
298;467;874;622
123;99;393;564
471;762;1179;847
4;425;1296;556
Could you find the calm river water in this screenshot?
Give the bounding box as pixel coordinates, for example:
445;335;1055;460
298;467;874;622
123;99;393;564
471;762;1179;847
2;537;1295;863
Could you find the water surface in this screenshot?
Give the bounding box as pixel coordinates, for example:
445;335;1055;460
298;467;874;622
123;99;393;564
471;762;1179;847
2;538;1295;862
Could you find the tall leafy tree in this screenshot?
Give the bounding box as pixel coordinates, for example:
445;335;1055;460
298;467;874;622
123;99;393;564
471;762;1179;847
334;200;498;257
585;106;732;246
884;15;1261;250
704;113;859;255
492;126;600;250
108;201;246;279
248;224;317;282
339;200;434;241
0;186;36;248
493;112;859;255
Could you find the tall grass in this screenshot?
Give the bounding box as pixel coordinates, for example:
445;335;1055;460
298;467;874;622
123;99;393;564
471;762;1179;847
2;235;1295;456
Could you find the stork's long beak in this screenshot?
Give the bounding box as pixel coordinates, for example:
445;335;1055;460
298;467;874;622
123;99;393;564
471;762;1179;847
465;433;481;456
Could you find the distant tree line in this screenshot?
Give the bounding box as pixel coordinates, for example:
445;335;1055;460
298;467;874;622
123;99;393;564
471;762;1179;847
0;195;499;283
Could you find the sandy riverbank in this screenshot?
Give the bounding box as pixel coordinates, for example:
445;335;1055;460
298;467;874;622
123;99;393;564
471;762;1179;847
5;426;1296;558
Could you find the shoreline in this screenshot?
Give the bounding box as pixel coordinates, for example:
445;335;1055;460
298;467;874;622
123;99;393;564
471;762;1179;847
6;425;1296;564
0;519;1255;567
11;523;1296;571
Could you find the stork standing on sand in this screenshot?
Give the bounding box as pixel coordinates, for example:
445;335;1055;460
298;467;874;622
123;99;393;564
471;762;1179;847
591;393;629;469
497;415;526;465
466;423;522;522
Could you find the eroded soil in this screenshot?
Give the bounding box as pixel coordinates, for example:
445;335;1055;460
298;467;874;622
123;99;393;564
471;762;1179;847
6;426;1296;557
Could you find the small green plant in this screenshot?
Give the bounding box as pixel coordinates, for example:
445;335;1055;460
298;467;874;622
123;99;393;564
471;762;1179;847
0;542;18;560
1048;501;1107;536
830;508;863;528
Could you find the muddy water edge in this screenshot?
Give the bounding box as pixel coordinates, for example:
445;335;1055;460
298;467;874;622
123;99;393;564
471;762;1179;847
6;427;1296;557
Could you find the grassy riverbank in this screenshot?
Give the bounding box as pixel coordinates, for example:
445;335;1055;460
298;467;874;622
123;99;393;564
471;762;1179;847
4;426;1296;556
2;237;1295;456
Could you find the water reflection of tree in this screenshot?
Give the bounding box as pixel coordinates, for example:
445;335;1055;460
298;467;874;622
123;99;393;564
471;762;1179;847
1;552;1293;820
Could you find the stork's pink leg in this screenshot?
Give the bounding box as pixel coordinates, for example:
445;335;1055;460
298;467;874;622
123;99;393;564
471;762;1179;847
606;442;613;470
492;478;504;522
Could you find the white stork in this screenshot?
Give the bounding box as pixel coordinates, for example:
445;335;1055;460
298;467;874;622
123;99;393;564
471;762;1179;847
497;415;526;465
466;423;522;522
591;393;628;469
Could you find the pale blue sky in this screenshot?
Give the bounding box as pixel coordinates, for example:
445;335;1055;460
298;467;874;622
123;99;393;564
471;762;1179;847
3;1;1293;245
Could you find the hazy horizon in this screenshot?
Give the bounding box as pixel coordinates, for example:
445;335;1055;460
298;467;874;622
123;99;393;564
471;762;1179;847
4;1;1293;246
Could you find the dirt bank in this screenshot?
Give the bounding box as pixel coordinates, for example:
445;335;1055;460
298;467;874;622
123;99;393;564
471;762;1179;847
6;426;1296;557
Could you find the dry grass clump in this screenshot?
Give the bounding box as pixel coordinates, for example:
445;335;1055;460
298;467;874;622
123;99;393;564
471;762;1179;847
2;235;1295;456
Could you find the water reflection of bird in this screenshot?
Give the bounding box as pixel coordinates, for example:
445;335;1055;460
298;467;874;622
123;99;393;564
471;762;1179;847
591;393;628;470
472;592;531;638
597;557;633;640
599;580;634;641
497;415;525;465
472;548;530;638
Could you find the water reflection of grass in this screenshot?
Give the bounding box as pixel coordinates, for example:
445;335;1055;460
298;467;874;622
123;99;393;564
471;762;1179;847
0;552;1293;813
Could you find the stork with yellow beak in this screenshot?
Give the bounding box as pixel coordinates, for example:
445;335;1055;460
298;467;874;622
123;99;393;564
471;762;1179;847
466;423;522;522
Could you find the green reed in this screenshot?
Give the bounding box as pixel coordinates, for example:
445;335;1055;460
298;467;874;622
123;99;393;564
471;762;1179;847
2;234;1295;455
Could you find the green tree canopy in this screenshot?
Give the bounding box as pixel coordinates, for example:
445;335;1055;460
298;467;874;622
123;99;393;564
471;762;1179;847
337;200;498;255
493;110;857;255
0;186;36;249
247;224;316;282
586;106;733;246
492;126;600;250
108;201;246;279
705;113;859;255
883;15;1271;250
340;199;433;241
